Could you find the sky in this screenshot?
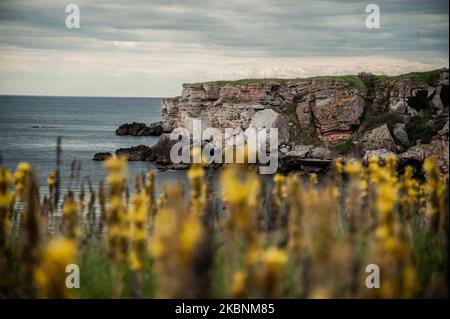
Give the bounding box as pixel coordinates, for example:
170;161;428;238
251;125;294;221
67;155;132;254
0;0;448;97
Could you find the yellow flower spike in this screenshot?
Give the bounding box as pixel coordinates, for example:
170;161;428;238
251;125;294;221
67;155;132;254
231;271;248;298
47;171;56;187
345;161;363;176
17;162;31;173
334;160;343;173
263;247;288;272
179;214;203;260
34;237;78;298
308;173;318;185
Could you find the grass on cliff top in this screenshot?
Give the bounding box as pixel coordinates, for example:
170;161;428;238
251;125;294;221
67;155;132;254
210;78;291;85
205;69;442;91
309;75;366;91
208;75;366;90
374;69;441;86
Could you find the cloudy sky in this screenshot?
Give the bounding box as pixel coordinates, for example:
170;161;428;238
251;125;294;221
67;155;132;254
0;0;448;97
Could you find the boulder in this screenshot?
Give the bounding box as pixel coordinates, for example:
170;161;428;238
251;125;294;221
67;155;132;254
363;149;397;163
285;145;313;158
115;145;152;161
360;124;396;152
389;100;407;113
92;152;112;161
392;123;409;147
399;146;426;163
115;121;164;136
310;146;332;160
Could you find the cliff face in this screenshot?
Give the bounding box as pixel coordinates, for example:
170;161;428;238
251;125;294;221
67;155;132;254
160;68;449;171
161;79;368;146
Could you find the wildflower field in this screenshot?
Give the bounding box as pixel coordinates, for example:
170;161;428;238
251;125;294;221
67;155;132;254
0;152;448;298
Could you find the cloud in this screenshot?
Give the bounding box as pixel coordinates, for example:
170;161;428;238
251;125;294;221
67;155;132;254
0;0;448;96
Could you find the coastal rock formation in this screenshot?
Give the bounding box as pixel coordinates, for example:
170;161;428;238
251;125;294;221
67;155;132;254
92;152;112;161
116;121;164;136
161;78;366;147
115;145;152;161
97;68;449;173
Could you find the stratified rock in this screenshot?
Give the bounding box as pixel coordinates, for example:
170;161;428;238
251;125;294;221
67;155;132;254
297;86;365;146
249;109;290;144
285;145;313;158
392;123;409;147
310;146;332;160
363;149;397;163
360;124;396;152
423;121;449;173
92;152;112;161
161;78;366;147
115;145;152;161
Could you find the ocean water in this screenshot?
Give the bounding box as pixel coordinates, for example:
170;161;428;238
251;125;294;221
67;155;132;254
0;95;191;197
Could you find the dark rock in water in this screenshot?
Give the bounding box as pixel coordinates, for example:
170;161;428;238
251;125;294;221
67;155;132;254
146;133;178;164
115;145;152;161
115;121;164;136
93;152;112;161
278;155;332;173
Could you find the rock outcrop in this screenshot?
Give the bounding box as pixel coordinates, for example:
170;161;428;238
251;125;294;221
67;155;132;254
115;145;152;161
116;121;164;136
360;124;397;152
92;152;112;161
161;79;366;147
97;68;449;174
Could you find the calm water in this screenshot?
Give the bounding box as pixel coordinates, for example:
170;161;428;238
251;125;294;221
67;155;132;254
0;95;191;197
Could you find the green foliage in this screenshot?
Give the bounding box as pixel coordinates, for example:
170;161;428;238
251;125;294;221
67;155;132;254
333;140;354;155
410;219;448;297
362;69;440;87
406;90;430;112
77;241;155;298
358;111;405;136
404;69;441;86
406;111;445;144
310;75;366;91
210;78;290;85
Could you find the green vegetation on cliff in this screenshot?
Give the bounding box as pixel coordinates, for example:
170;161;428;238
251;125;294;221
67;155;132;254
207;69;441;90
374;69;441;86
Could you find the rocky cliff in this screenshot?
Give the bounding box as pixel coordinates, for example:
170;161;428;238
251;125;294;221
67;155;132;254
159;68;449;173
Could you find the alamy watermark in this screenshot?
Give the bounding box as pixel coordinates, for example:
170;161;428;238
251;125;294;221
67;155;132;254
169;119;279;174
65;4;80;29
365;4;380;29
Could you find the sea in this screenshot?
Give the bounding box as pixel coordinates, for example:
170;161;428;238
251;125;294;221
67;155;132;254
0;95;193;198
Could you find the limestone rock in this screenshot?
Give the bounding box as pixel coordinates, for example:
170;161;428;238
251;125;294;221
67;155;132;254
310;146;332;160
389;100;407;113
399;146;426;163
360;124;396;152
363;149;397;163
392;123;409;147
249;109;290;144
286;145;313;158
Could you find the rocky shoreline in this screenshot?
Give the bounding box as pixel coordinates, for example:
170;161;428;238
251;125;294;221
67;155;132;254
94;68;449;174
